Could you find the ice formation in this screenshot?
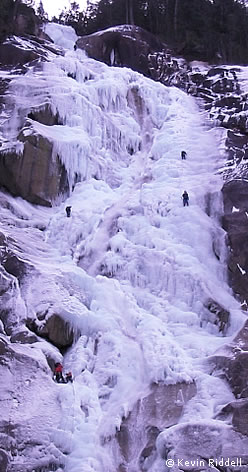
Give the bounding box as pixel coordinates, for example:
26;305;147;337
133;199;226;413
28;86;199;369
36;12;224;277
0;22;246;472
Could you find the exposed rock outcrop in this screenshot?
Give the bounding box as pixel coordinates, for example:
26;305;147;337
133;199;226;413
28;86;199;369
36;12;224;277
209;320;248;437
112;381;196;470
222;180;248;307
156;421;248;471
29;312;76;349
76;25;167;76
229;399;248;436
205;299;230;334
0;34;63;67
225;319;248;399
0;130;69;206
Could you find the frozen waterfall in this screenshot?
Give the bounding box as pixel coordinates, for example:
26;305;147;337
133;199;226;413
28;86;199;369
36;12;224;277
0;22;247;472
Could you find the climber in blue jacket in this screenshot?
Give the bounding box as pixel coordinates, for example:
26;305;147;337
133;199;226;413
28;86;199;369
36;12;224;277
182;191;189;206
66;206;71;217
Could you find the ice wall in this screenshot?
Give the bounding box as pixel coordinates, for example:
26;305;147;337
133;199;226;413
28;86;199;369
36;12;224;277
0;23;246;472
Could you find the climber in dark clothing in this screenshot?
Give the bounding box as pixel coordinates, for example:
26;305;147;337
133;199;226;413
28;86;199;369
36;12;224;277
66;206;71;217
54;363;65;383
181;150;187;160
182;191;189;206
65;372;73;383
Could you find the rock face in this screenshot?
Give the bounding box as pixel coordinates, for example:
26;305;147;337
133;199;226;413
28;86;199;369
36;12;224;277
111;381;197;471
205;299;230;334
76;25;167;76
225;320;248;399
29;312;76;348
231;399;248;436
156;421;248;472
0;131;69;207
220;127;248;309
209;320;248;440
222;180;248;307
76;27;241;110
0;34;63;67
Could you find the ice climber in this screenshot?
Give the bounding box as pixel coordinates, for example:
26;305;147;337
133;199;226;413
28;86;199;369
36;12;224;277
54;363;65;383
182;191;189;206
181;150;187;159
65;372;73;383
66;206;71;217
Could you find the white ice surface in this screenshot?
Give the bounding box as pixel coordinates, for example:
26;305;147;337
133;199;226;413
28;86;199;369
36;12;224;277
45;22;78;50
0;22;247;472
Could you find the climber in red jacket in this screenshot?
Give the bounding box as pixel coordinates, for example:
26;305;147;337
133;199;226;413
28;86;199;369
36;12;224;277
54;363;65;383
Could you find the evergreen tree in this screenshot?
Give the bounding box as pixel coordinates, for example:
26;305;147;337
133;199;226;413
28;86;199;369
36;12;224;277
55;0;248;64
0;0;16;39
37;0;48;23
126;0;134;24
